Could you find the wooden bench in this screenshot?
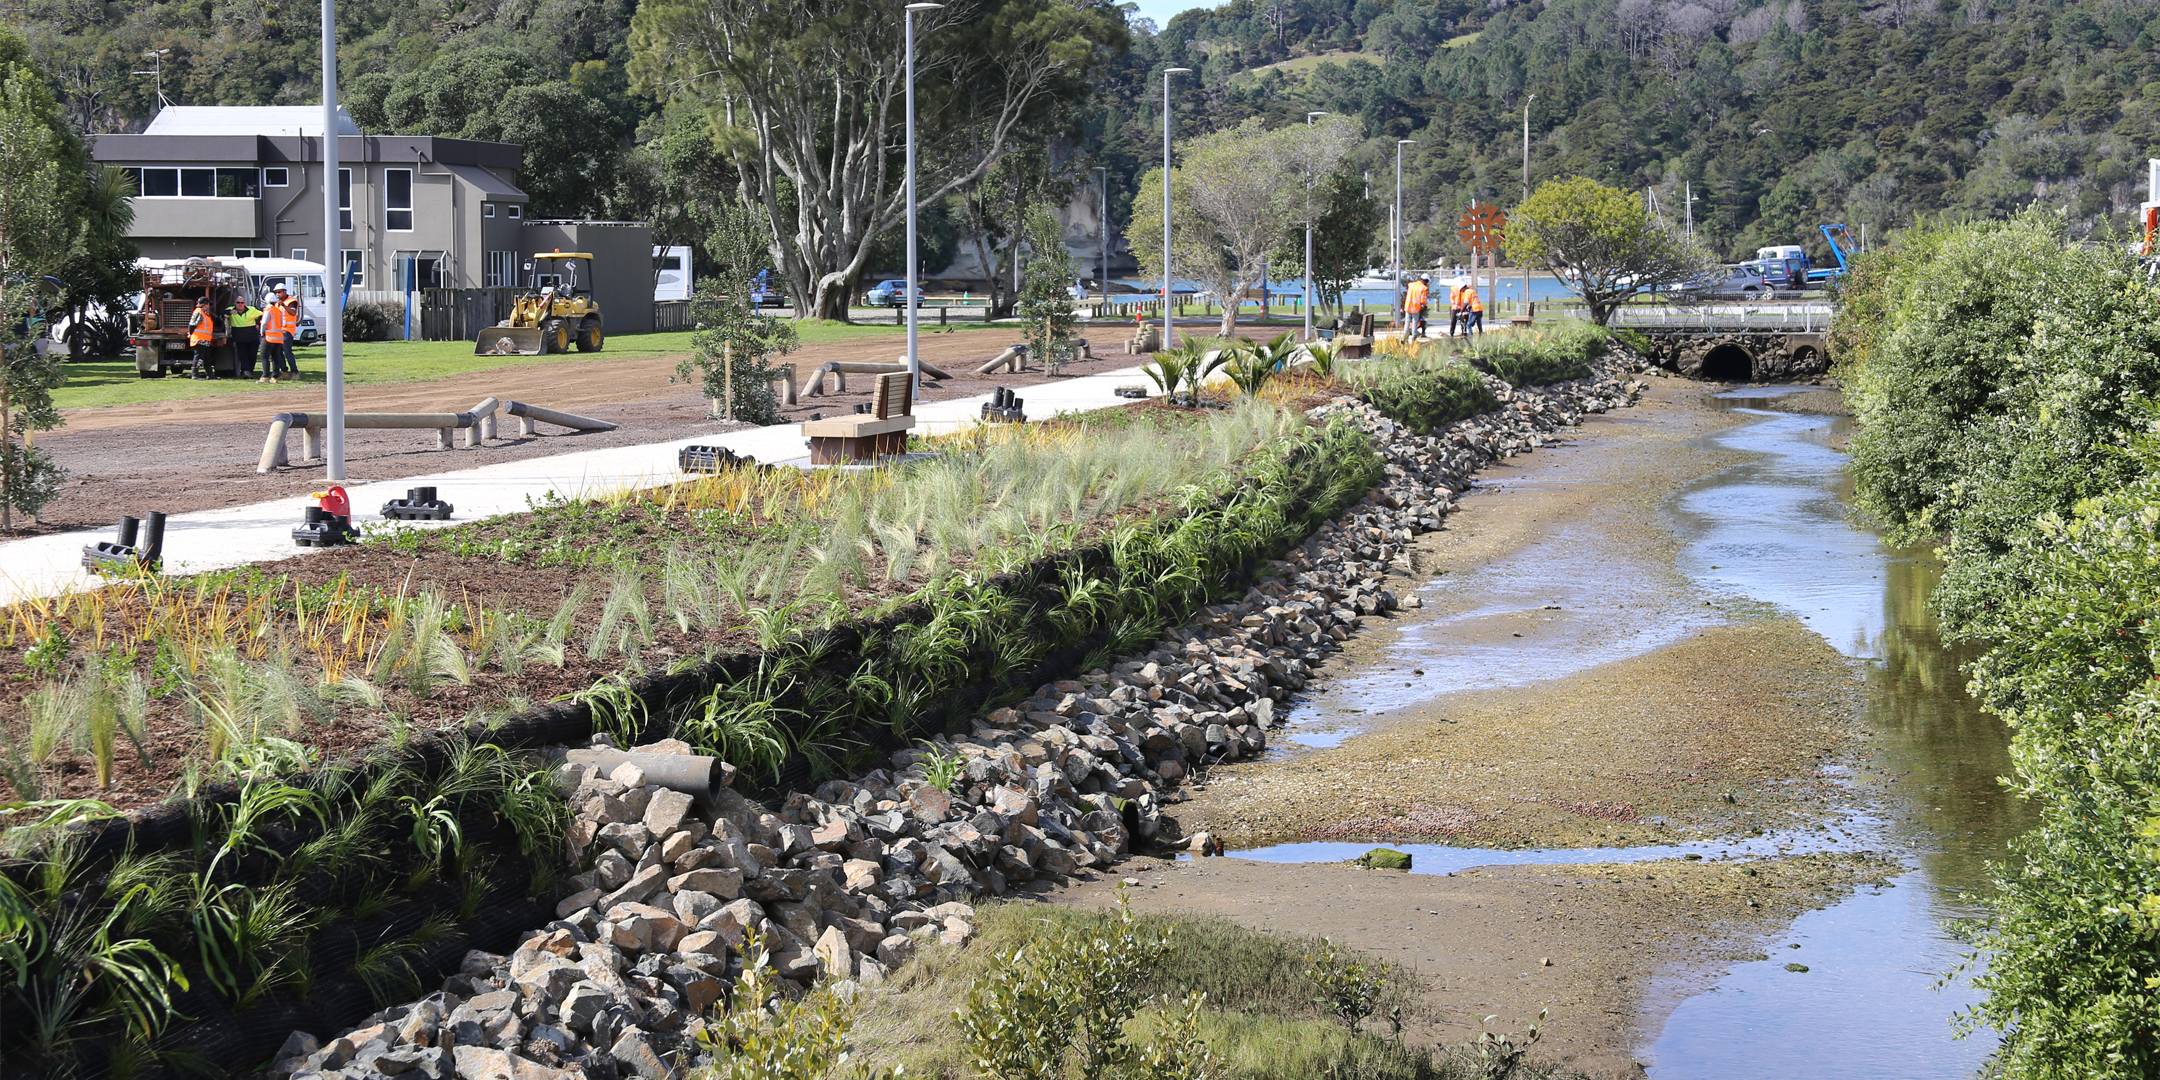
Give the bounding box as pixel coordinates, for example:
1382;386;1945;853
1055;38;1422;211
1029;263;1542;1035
802;371;916;464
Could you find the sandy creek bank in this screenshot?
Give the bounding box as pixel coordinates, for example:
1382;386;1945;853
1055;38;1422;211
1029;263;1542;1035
1043;377;1898;1078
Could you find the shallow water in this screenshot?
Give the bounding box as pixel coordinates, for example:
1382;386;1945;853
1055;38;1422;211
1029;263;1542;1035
1253;387;2025;1078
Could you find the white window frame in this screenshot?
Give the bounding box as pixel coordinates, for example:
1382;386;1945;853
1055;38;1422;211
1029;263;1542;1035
384;168;414;232
261;167;289;187
340;249;365;289
338;168;353;232
233;248;272;259
485;250;518;288
506;204;521;220
290;248;308;261
483;202;496;219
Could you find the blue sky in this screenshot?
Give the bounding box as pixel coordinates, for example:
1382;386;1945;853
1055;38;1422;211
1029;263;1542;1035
1123;0;1204;34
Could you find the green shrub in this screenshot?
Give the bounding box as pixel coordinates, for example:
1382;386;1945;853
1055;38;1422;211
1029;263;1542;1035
1345;348;1499;432
1461;322;1609;387
342;300;402;343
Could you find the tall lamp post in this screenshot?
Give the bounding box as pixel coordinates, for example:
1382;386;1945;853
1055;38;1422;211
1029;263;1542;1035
903;2;944;400
1092;165;1108;308
322;0;346;481
1302;111;1327;341
1521;93;1534;321
1161;67;1191;351
1393;138;1413;336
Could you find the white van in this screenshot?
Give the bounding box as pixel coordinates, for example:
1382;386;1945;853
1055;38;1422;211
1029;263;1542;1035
235;257;329;345
653;246;692;302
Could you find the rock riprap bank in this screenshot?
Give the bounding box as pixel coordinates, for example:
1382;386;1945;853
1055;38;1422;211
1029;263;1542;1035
271;362;1646;1080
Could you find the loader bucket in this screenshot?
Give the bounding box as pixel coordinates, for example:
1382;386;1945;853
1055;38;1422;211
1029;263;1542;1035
474;326;546;356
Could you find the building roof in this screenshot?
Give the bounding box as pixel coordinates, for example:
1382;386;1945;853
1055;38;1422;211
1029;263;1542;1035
143;106;363;138
444;162;526;200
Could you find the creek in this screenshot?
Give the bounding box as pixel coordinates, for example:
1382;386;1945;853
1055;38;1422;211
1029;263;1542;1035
1247;388;2030;1078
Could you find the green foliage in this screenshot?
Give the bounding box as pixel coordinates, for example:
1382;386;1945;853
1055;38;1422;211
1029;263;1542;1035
695;926;898;1080
1461;323;1608;387
955;893;1222;1080
917;741;965;793
1018;206;1082;375
0;53;74;528
683;205;799;423
1836;216;2160;1079
1223;333;1298;397
1511;177;1711;326
1304;938;1383;1035
1345;347;1499;433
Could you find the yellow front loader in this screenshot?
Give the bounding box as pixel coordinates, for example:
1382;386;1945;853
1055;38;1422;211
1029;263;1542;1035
474;252;606;356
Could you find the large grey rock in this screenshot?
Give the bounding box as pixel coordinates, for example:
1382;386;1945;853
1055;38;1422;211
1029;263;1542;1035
609;1028;674;1079
271;1030;321;1077
559;983;612;1034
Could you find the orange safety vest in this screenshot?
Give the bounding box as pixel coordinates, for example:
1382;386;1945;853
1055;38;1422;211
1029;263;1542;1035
1404;280;1429;313
1468;289;1484;313
262;301;292;343
188;307;216;346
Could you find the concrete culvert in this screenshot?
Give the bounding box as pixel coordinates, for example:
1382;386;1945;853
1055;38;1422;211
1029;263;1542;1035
1700;343;1754;382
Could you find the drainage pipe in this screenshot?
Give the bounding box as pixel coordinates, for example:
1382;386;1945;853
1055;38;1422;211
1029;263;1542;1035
502;400;618;436
805;359;955;397
545;749;732;798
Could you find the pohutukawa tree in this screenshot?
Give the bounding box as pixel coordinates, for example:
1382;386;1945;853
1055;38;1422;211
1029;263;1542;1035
629;0;1127;321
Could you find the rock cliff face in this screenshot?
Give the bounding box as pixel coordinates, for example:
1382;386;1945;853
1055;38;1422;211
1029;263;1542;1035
273;364;1643;1080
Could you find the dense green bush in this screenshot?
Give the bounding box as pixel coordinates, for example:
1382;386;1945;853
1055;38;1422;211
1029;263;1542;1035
1837;215;2160;1077
1462;322;1609;388
1344;350;1499;432
342;300;403;343
1948;465;2160;1078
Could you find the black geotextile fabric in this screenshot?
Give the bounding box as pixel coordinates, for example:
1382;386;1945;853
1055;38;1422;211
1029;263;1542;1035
2;422;1366;1079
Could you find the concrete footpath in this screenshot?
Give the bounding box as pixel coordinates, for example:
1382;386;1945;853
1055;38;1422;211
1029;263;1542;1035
0;366;1151;605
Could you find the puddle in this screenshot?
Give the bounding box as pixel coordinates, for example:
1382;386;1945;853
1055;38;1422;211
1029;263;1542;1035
1221;826;1879;875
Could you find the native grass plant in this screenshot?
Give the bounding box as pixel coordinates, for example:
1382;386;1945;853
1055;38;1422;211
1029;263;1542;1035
0;736;568;1077
664;410;1382;786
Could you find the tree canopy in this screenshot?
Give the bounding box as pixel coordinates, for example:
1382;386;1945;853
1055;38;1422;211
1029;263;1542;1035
1511;175;1709;324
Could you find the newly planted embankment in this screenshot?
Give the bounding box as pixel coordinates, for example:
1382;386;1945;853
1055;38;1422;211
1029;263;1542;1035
2;328;1639;1079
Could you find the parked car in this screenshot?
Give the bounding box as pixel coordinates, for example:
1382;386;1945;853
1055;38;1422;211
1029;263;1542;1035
1680;265;1769;298
865;279;924;307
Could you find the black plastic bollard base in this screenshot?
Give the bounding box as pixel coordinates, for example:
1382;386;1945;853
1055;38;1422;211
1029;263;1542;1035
292;506;359;547
679;445;762;474
381;486;454;520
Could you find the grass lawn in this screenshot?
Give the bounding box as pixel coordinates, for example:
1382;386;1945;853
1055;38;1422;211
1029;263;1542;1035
55;319;1012;411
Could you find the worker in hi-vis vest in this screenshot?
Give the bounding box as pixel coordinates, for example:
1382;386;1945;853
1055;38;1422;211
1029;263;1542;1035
1402;275;1430;340
259;286;294;383
186;296;218;379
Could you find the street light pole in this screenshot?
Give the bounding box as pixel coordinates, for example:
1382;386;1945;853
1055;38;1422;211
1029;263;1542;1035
1161;67;1191;351
1303;110;1327;342
1092;165;1108;310
1522;93;1534;322
322;0;345;481
1394;139;1413;337
903;3;943;401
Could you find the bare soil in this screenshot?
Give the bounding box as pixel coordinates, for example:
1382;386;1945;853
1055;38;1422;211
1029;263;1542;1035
28;324;1282;534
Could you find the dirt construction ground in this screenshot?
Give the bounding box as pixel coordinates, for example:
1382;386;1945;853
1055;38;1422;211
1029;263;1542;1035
1044;379;1887;1078
32;324;1249;534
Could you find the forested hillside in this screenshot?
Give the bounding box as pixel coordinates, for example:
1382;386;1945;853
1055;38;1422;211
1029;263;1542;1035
12;0;2160;263
1083;0;2160;262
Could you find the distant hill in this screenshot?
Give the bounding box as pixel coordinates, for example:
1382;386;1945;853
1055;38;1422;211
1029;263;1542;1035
1087;0;2160;263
